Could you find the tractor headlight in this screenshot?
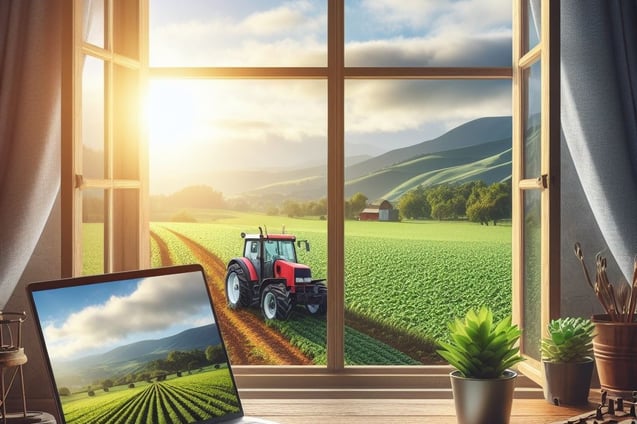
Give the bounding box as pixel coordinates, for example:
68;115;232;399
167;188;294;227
295;277;312;283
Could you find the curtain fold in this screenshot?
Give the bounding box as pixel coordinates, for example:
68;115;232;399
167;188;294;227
561;0;637;281
0;0;61;308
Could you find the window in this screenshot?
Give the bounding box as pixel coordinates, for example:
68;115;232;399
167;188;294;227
62;0;149;276
512;0;560;385
63;0;559;394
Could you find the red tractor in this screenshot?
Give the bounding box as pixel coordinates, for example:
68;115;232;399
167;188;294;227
225;228;327;320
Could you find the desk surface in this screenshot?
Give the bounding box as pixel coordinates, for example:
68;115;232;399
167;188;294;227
242;398;598;424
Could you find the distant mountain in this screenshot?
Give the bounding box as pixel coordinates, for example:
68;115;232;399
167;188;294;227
345;116;512;181
150;116;512;208
53;324;221;387
238;116;512;203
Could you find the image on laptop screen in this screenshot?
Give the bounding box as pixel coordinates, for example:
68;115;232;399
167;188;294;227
28;265;245;424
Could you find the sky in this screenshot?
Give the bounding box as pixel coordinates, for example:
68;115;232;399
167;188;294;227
140;0;513;194
32;272;214;361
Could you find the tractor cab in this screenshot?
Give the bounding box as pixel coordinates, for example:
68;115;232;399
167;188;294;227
242;233;298;279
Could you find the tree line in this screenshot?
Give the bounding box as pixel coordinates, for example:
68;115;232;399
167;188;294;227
398;180;511;225
138;180;511;225
270;180;511;225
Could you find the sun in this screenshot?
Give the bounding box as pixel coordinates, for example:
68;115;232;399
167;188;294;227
145;79;201;147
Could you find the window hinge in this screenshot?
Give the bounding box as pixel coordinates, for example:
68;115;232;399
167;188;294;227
75;174;84;189
538;174;549;189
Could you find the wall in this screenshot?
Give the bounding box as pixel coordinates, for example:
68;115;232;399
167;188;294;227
4;197;61;419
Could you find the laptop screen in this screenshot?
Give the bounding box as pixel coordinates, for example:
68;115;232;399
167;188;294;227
27;264;245;424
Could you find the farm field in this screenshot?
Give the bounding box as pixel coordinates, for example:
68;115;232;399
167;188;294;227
148;209;512;365
60;367;240;424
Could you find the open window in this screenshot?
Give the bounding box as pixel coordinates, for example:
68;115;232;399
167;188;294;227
62;0;149;276
512;0;560;385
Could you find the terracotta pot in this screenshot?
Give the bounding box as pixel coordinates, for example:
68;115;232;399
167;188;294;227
450;369;516;424
591;314;637;398
542;358;594;405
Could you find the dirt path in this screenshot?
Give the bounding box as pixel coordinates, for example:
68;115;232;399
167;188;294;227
150;231;172;267
157;229;313;365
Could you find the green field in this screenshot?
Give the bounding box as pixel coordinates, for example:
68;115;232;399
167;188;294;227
151;210;512;346
60;367;239;424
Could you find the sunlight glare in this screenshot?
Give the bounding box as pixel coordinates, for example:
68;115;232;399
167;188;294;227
146;81;203;146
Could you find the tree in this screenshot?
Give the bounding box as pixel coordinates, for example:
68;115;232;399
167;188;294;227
101;379;114;391
466;181;512;225
206;345;226;364
348;192;368;219
397;186;429;219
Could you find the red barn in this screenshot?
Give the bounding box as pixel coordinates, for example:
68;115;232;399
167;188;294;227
358;200;399;221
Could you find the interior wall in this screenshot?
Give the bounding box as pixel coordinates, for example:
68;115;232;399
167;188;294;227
4;196;61;419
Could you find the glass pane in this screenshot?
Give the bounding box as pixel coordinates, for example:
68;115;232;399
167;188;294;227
522;189;541;361
345;0;512;67
147;79;328;365
83;189;105;275
344;80;512;365
112;189;140;270
113;64;139;179
527;0;541;52
82;55;105;179
83;0;105;48
149;0;327;67
114;0;140;59
523;61;541;179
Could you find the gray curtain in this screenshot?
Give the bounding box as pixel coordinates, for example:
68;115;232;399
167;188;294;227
0;1;61;308
561;0;637;282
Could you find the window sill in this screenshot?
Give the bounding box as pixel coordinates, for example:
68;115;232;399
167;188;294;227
234;365;543;399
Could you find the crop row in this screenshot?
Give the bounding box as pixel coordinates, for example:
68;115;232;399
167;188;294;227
267;315;419;365
63;371;240;424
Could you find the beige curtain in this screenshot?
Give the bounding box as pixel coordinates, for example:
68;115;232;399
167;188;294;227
0;0;61;308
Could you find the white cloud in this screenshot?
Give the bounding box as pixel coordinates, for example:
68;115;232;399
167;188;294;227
360;0;511;35
44;274;212;359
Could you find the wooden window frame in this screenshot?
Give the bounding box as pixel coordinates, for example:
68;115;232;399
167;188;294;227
62;0;558;396
62;0;150;277
512;0;560;386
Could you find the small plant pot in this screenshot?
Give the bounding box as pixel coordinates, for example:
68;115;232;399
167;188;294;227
591;314;637;398
450;369;517;424
542;358;594;405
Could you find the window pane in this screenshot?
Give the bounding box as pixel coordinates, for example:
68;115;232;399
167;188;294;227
83;189;105;275
83;0;105;48
527;0;541;52
114;0;140;59
147;79;328;365
523;61;541;179
82;56;105;179
344;80;512;365
149;0;327;67
113;64;140;179
345;0;512;67
522;189;541;361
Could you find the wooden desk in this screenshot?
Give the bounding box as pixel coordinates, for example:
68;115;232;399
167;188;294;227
242;398;595;424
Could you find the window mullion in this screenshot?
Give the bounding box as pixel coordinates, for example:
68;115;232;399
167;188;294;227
326;0;345;371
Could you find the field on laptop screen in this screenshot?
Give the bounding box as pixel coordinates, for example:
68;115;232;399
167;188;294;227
32;271;242;424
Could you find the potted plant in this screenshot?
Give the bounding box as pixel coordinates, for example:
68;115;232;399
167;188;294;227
540;317;595;405
574;243;637;398
437;306;524;424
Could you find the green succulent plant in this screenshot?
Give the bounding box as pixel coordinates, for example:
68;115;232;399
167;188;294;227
540;317;595;363
437;306;524;379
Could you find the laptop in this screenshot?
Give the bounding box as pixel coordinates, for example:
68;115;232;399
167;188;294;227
26;264;280;424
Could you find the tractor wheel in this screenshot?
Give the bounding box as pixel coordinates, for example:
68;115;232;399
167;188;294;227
261;283;292;320
226;263;251;309
305;281;327;315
